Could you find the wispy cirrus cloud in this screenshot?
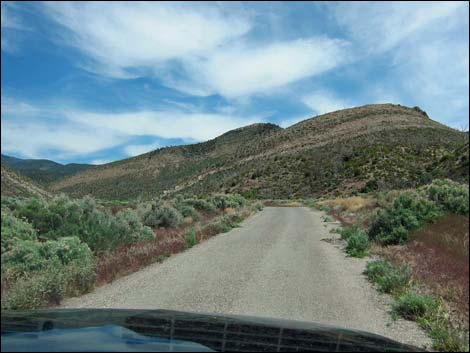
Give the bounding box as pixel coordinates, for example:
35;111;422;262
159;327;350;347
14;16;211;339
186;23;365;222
176;38;350;98
1;96;265;161
40;1;350;98
301;90;352;115
1;1;29;53
123;142;161;157
330;1;464;54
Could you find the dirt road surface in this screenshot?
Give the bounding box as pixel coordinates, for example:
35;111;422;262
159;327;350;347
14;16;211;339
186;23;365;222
63;207;430;348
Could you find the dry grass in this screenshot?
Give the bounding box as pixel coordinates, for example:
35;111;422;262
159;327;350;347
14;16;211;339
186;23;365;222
319;196;377;213
263;200;304;207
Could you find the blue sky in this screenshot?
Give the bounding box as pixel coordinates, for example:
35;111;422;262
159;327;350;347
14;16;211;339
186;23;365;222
1;1;469;165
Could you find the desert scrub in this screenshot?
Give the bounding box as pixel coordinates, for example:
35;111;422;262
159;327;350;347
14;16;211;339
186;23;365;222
338;225;361;240
6;195;154;252
142;202;183;228
2;236;94;280
115;209;155;244
178;205;201;222
182;198;217;214
369;191;442;245
392;291;438;321
364;260;411;294
1;212;37;253
1;231;96;310
3;266;66;309
393;291;469;351
211;193;247;210
185;227;198;249
251;201;264;212
420;179;469;214
345;231;370;258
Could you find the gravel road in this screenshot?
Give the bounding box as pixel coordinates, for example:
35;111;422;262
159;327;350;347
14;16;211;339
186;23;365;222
63;207;431;348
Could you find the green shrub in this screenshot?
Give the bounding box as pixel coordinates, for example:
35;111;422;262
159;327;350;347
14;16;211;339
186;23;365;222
142;203;183;228
202;217;233;235
2;240;45;279
365;260;412;294
39;236;93;266
179;205;201;222
182;198;216;213
242;188;259;200
338;226;361;240
3;266;66;309
420;179;469;214
318;204;331;212
63;260;95;297
8;195;150;252
211;194;247;210
251;201;264;212
346;231;370;258
115;209;155;244
222;213;243;227
1;212;37;253
364;260;392;282
185;228;198;249
11;195;82;241
369;191;442;245
392;292;438;321
2;236;94;280
426;319;469;352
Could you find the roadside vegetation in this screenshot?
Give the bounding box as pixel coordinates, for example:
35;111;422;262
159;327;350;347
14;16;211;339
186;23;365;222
310;179;469;351
1;193;261;310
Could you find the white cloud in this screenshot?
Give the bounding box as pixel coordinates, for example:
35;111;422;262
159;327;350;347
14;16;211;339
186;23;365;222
301;90;351;115
180;38;349;98
90;158;113;165
41;2;350;98
67;110;264;142
41;2;251;77
331;1;465;54
1;120;124;159
124;142;161;157
1;97;264;160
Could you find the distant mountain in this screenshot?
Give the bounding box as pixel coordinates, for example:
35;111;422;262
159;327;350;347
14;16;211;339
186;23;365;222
1;154;94;185
1;164;50;198
50;104;468;200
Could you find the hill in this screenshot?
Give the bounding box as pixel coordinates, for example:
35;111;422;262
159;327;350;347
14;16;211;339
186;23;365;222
50;104;468;200
1;164;50;198
1;154;94;185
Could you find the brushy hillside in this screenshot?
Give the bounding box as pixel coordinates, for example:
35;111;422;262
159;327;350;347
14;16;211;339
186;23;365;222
1;154;94;185
1;165;50;198
431;142;469;183
50;104;468;200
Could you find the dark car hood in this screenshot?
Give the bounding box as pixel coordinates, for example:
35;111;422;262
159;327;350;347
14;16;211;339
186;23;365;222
1;309;424;352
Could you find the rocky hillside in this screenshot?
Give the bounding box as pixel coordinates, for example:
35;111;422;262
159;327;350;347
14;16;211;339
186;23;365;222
50;104;468;200
1;165;50;198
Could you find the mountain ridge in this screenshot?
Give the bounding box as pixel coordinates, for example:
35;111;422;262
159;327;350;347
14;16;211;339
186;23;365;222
1;154;94;185
47;103;467;200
